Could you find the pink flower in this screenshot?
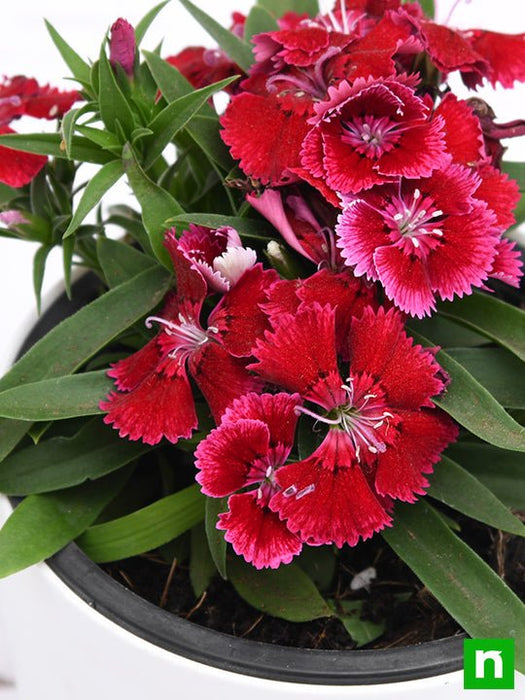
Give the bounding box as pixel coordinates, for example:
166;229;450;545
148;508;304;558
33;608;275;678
100;232;276;445
300;76;449;197
249;304;458;547
336;164;503;317
176;224;256;293
109;18;136;78
195;393;303;569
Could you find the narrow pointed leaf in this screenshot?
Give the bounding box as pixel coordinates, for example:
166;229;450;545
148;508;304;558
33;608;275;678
428;456;525;537
122;143;184;268
204;496;228;580
244;6;278;42
446;347;525;409
0;371;111;421
502;161;525;189
33;245;52;314
62;234;75;299
446;443;525;510
77;484;205;562
178;0;254;72
76;125;122;154
0;132;113;164
0;266;171;393
328;599;385;648
135;0;170;45
143;50;213;111
143;76;237;169
63;160;123;238
257;0;319;18
382;500;525;674
0;421;35;464
98;44;136;137
228;557;331;622
437;292;525;362
97;237;155;287
168;213;273;238
61;103;97;158
416;0;435;18
187;114;234;171
0;419;152;495
434;351;525;452
44;20;92;87
190;523;217;596
0;469;130;579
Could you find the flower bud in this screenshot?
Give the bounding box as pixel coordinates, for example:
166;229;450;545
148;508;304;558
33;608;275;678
109;18;136;78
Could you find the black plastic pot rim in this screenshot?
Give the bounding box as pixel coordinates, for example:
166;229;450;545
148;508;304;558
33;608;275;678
14;274;464;686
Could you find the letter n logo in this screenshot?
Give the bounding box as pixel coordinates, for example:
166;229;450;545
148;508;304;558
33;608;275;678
464;639;514;690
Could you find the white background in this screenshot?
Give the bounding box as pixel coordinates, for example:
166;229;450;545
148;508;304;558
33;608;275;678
1;0;524;373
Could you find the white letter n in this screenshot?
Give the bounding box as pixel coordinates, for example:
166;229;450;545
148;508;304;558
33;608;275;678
475;650;504;679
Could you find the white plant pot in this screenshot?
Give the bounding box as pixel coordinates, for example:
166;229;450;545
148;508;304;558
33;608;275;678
1;279;524;699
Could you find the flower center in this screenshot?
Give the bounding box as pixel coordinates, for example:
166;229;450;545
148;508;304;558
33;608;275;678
384;188;444;255
146;313;216;365
341;115;402;158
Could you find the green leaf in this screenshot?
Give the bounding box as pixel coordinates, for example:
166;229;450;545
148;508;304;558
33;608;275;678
44;20;92;88
63;161;123;239
143;50;210;107
143;76;237;169
0;469;130;578
98;43;136;137
414;0;435;19
382;500;525;674
0;371;111;421
0;183;17;205
32;245;52;314
446;442;525;510
178;0;254;73
408;315;486;348
76;125;122;155
135;0;170;46
296;546;336;592
244;6;278;42
61;103;96;159
77;484;205;562
437;292;525;362
446;347;525;409
204;496;228;580
257;0;319;19
328;599;385;648
0;266;171;394
122;143;184;268
97;237;155;287
0;422;34;465
62;235;75;299
190;522;217;596
168;213;273;239
228;558;332;622
434;351;525;452
428;456;525;537
0;132;113;164
0;419;152;495
502;161;525;190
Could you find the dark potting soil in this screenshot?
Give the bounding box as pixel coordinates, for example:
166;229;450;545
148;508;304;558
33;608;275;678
102;513;524;651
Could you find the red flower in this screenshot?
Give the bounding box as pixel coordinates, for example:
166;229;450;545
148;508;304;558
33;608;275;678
0;125;47;187
0;76;80;124
166;48;242;93
248;304;457;547
300;76;449;197
176;224;256;293
336;165;502;317
100;232;275;445
109;18;136;78
195;392;303;569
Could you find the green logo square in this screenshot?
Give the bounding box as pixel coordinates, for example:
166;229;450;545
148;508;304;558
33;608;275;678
464;639;514;690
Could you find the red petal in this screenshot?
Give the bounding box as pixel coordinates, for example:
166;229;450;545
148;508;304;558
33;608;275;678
21;86;80;120
195;419;271;497
263;278;302;320
488;237;523;288
210;264;279;357
348;306;446;409
322;132;385;193
248;304;339;405
190;342;263;422
419;21;487;79
101;366;197;445
435;94;485;165
218;492;302;569
107;337;161;391
373;244;437;317
221;392;301;454
0;126;47;187
221;92;310;186
374;409;458;501
474;164;520;232
164;229;207;320
271;430;391;547
466;30;525;88
336;198;391;280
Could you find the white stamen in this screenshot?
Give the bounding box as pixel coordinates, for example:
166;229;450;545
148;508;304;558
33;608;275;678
296;484;315;500
265;465;273;478
413;188;421;200
283;485;298;498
